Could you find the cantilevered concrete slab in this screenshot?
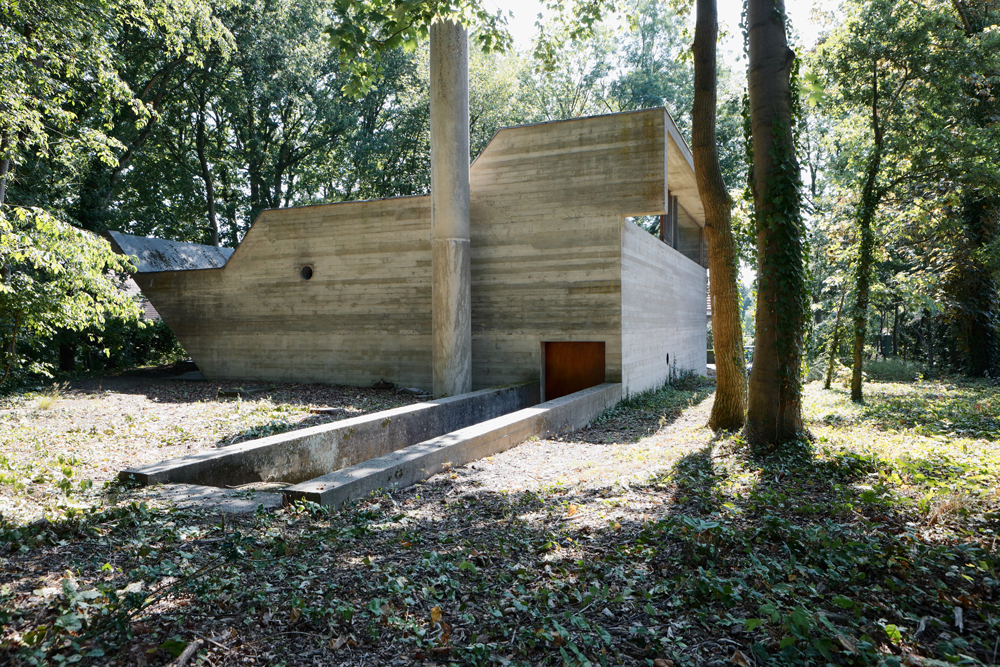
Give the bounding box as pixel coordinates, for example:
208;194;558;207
121;383;538;488
282;383;622;508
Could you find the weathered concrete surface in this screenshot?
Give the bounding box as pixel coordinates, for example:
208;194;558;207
122;109;707;396
106;231;233;272
620;220;707;394
282;383;622;508
430;19;472;399
120;383;539;488
467;109;703;391
146;483;282;514
130;195;433;387
432;238;471;397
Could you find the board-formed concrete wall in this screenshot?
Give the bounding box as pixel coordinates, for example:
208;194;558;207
620;220;707;394
124;109;706;395
133;196;434;386
468;111;677;389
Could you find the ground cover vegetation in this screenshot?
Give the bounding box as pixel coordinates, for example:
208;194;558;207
0;377;997;665
0;373;419;525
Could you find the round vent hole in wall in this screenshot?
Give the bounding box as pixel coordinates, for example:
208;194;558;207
300;265;314;281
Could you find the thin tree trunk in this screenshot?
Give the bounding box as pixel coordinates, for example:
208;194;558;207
1;309;21;387
927;316;935;377
878;309;886;359
850;61;884;403
892;305;899;356
744;0;807;447
196;90;220;247
0;132;9;207
692;0;746;430
825;278;849;390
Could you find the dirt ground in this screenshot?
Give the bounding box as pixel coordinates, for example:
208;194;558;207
2;374;998;667
0;363;420;523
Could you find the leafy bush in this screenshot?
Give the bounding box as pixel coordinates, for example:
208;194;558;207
806;355;853;385
85;317;186;371
0;208;140;386
865;358;924;382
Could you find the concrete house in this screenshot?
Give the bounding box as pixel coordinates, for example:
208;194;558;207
110;108;707;400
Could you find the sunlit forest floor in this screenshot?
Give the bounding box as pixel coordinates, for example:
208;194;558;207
1;374;998;666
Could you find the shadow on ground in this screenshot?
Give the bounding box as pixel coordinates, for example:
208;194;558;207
2;382;998;666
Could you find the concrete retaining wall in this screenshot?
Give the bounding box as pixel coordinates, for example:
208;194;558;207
282;382;622;508
121;383;539;487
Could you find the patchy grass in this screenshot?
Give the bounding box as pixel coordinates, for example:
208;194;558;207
0;377;418;525
0;377;997;666
575;374;715;444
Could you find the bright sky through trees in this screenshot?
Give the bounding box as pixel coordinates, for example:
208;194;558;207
491;0;830;57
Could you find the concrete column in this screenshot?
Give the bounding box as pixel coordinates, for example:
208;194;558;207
430;19;472;398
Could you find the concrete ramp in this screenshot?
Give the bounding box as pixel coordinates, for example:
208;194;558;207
283;383;622;508
121;383;539;488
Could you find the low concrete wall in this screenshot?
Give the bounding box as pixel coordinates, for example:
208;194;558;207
282;383;622;508
121;383;539;487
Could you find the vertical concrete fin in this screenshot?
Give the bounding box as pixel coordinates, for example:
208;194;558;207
430;19;472;398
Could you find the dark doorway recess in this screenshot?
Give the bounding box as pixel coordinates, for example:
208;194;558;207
543;342;606;401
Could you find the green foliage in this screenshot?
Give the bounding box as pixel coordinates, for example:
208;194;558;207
809;0;1000;387
1;0;233;228
80;318;186;372
863;358;923;383
325;0;513;98
4;379;999;664
0;208;139;385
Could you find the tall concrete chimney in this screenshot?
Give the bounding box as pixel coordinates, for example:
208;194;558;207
429;19;472;398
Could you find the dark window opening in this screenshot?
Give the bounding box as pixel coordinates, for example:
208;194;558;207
301;265;314;280
542;341;606;401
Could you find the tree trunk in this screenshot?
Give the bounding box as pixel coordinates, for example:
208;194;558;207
0;132;9;207
743;0;807;448
927;314;935;376
196;90;220;247
824;278;849;390
957;192;1000;377
892;305;899;356
692;0;746;430
850;60;885;403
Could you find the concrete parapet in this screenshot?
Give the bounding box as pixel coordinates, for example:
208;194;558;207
281;383;622;508
120;383;539;488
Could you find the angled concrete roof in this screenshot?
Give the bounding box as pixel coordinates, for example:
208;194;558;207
106;231;233;273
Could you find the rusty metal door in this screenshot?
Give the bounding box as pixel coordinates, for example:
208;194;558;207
543;342;606;401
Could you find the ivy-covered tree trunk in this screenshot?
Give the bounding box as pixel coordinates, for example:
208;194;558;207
850;65;885;403
692;0;746;430
0;132;9;207
744;0;808;448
